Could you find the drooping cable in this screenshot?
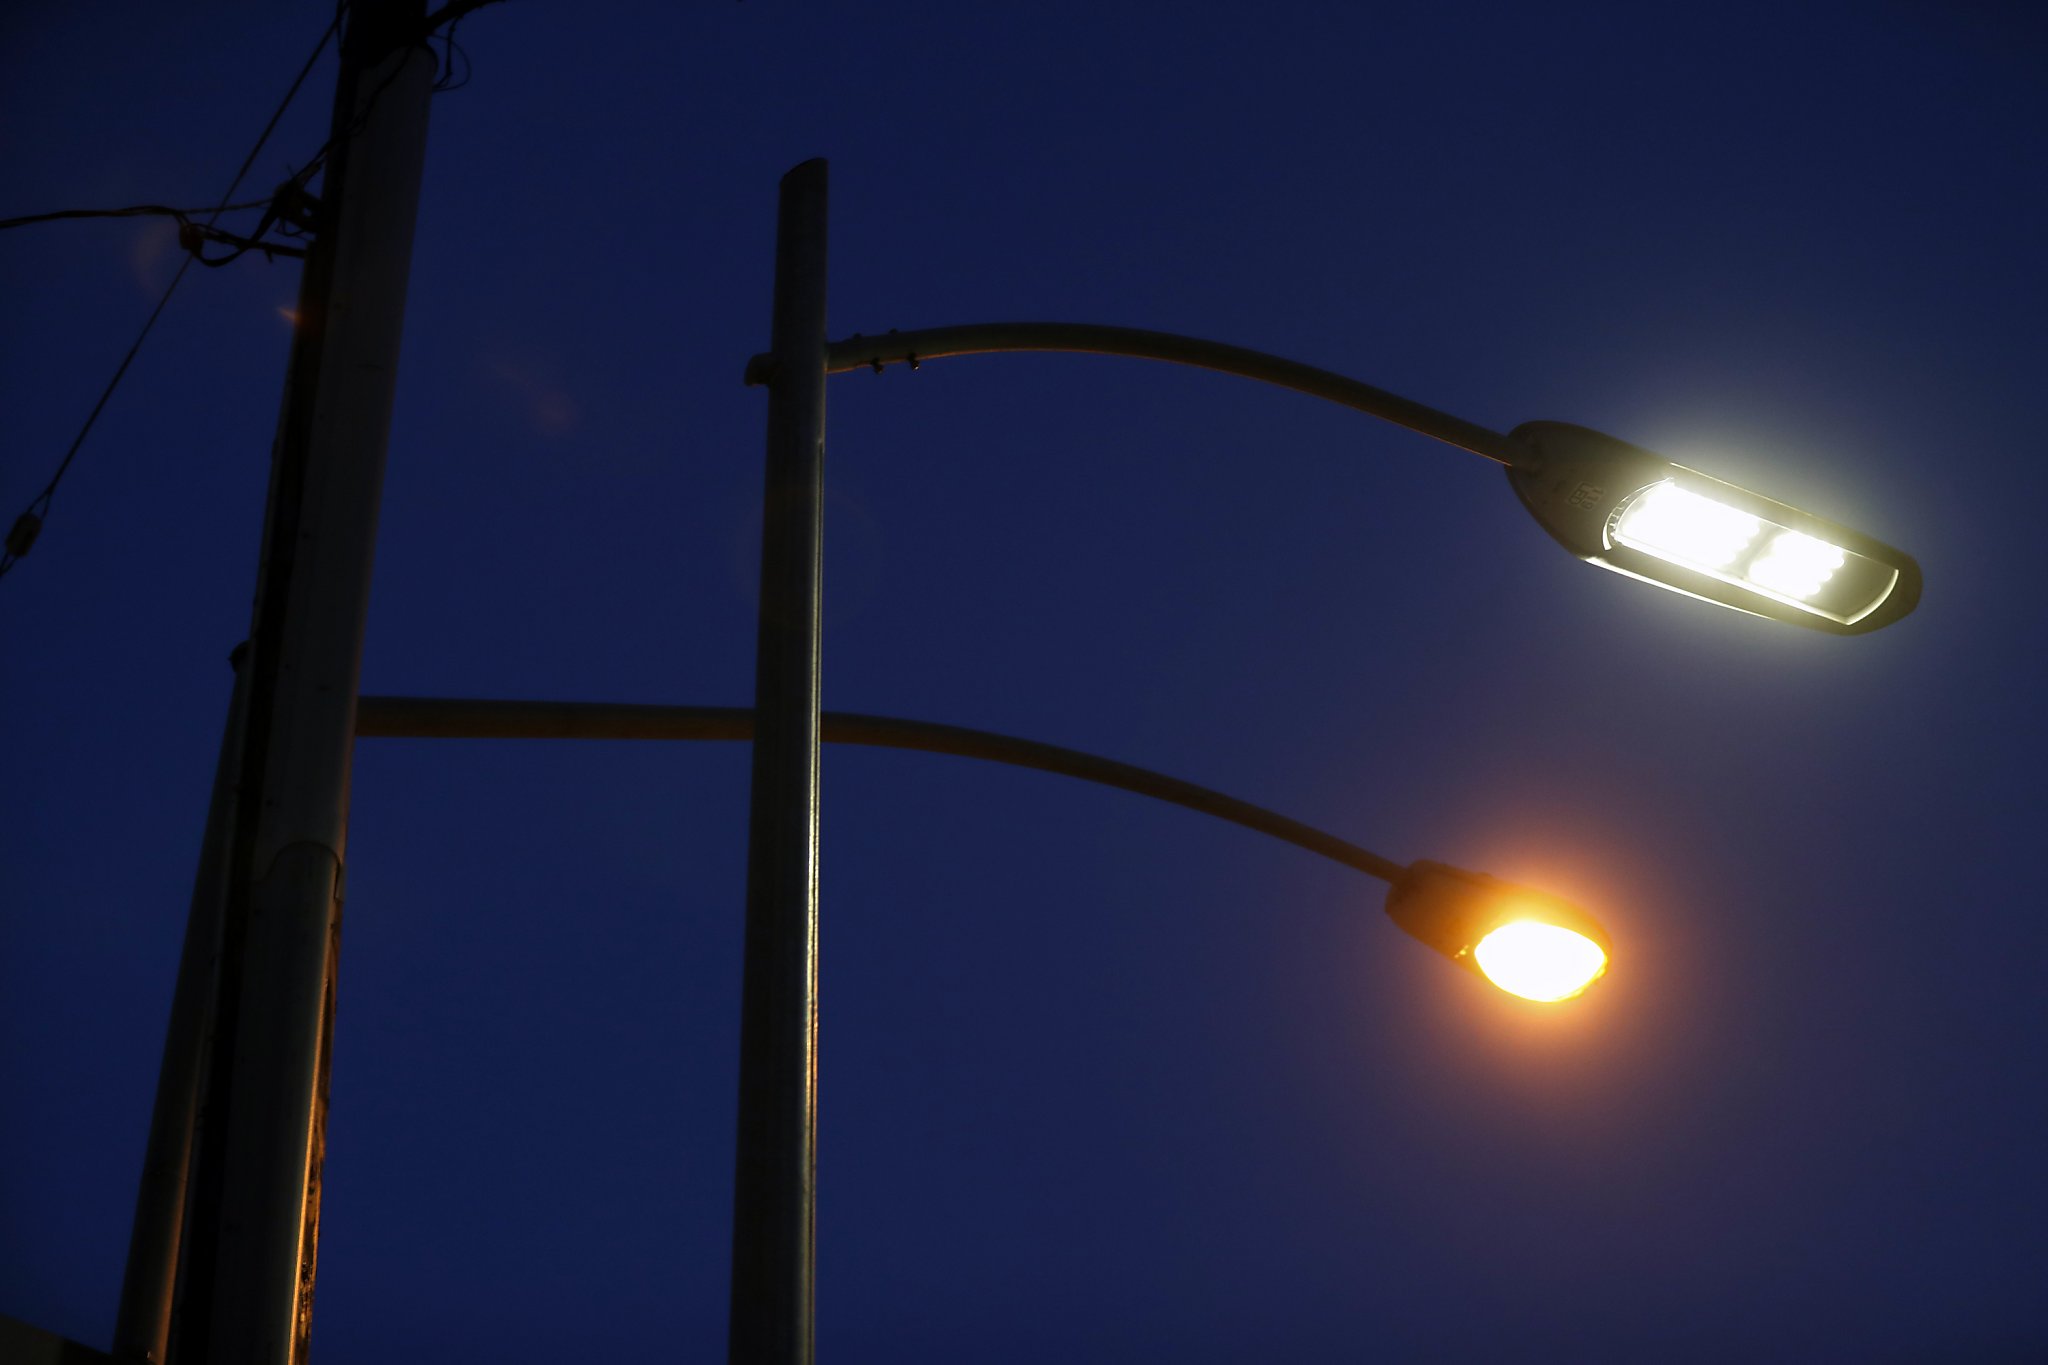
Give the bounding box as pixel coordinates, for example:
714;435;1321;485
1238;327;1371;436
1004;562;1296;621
0;8;345;582
1;0;513;582
0;201;272;232
0;202;311;268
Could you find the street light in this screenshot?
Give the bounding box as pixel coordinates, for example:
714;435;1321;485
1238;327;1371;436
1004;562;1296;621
1509;421;1922;633
814;343;1924;637
1384;861;1612;1003
352;696;1616;1010
730;158;1921;1365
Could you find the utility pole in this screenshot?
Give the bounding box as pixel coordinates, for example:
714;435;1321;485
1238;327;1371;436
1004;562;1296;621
728;159;829;1365
160;4;434;1361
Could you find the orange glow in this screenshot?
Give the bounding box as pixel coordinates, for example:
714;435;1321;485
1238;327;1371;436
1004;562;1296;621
1473;920;1608;1002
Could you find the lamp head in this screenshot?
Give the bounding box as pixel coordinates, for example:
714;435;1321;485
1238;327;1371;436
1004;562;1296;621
1385;861;1611;1002
1506;422;1921;634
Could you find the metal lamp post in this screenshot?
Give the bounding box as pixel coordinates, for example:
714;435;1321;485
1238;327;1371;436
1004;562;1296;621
725;157;1921;1364
728;158;830;1365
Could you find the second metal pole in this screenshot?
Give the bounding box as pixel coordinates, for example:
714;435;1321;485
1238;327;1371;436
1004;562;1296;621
728;158;829;1365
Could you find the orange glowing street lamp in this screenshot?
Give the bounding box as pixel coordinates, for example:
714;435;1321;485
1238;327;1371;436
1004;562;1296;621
1385;861;1613;1002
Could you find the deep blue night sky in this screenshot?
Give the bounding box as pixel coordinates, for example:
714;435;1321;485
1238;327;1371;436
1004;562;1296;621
4;2;2046;1360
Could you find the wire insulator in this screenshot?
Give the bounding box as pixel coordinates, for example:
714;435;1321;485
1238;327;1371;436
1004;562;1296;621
6;512;42;560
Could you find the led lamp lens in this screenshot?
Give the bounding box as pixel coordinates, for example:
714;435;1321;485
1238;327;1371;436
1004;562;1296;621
1747;529;1846;599
1609;481;1896;624
1472;921;1609;1002
1613;482;1760;569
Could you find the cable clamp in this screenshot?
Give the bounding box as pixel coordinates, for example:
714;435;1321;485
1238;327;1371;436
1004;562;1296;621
271;181;323;232
5;511;41;560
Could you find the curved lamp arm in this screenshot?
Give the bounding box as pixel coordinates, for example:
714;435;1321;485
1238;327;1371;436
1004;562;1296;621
743;322;1531;468
354;694;1405;884
353;694;1612;993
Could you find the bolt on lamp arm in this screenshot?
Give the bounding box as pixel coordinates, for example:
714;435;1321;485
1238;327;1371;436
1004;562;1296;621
743;322;1531;468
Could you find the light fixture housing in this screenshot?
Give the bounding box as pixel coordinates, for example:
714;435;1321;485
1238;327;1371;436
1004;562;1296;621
1384;861;1612;1002
1506;422;1921;634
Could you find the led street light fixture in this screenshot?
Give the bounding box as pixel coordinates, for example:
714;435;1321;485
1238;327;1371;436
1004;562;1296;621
1384;861;1612;1002
1507;422;1921;633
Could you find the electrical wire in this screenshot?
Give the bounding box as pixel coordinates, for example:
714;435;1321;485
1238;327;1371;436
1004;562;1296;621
0;200;272;232
431;10;475;92
2;0;511;582
289;0;507;191
0;8;345;582
0;203;310;268
422;0;509;38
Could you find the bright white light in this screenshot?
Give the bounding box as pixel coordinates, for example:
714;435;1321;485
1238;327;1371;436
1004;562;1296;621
1472;921;1608;1002
1613;482;1761;569
1746;529;1847;600
1606;481;1895;623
